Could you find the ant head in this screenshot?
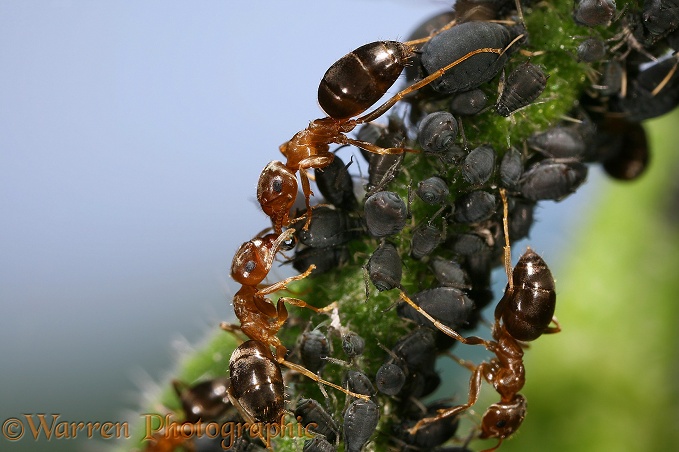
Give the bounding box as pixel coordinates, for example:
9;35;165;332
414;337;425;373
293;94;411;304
479;394;527;440
231;238;271;286
257;161;298;228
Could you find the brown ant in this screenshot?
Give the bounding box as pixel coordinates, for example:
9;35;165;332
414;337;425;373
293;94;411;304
258;30;519;232
222;228;370;416
399;189;560;450
140;433;191;452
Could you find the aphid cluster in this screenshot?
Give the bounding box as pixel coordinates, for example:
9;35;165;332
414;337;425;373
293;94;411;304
136;1;679;451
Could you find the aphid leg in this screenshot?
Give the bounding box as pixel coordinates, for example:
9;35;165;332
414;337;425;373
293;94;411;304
278;358;371;402
499;188;513;288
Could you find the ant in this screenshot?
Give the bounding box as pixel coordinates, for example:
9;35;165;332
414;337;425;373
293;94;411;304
258;27;520;233
399;189;560;451
222;228;371;415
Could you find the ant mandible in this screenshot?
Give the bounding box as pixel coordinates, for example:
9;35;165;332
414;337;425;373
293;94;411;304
258;26;517;232
399;188;560;451
223;228;371;403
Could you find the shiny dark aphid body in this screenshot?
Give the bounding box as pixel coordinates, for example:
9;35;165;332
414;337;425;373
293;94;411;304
342;332;366;358
416;176;450;205
357;119;406;193
293;206;362;248
640;0;679;37
573;0;616;27
398;286;476;332
343;370;377;399
295;398;340;444
291;245;349;275
421;21;512;94
453;190;496;223
228;340;285;424
449;88;489;115
576;37;606;62
496;248;556;342
499;146;523;188
367;241;402;291
496;62;548;117
300;329;330;373
343;399;380;452
315;154;358;211
463;144;496;185
364;191;408;237
518;159;588;201
411;223;445;259
375;362;406;395
418;111;459;154
527;125;588;159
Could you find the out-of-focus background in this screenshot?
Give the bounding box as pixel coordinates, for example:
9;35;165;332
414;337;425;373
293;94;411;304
2;1;676;451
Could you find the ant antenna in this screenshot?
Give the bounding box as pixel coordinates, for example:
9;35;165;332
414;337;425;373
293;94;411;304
499;188;513;287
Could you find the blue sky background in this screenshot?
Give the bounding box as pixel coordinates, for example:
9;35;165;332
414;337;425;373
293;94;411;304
0;2;600;450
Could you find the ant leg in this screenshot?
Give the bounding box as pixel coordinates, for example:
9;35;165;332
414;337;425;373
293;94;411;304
544;316;562;334
299;169;314;230
219;322;247;344
651;55;679;96
399;290;490;347
480;439;503;452
257;264;316;297
278;358;371;402
499;188;513;287
277;296;329;315
408;362;487;434
343;137;419;156
445;351;477;373
402;18;458;47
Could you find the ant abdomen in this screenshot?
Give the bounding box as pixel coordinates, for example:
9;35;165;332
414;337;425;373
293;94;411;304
497;248;556;342
228;340;285;424
318;41;412;120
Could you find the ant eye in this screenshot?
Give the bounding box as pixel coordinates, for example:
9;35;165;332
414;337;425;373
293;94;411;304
272;177;283;193
244;260;256;273
496;419;507;428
